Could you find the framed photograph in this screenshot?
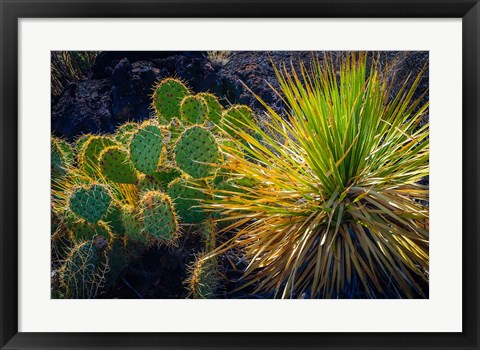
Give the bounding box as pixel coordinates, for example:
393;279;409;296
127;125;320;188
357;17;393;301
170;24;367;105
1;0;478;349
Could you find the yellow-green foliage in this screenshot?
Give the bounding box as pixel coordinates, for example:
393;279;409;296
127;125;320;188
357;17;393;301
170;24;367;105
206;53;429;298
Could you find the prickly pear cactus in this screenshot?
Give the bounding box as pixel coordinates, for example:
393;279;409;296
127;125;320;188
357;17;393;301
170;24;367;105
180;95;209;125
200;217;217;251
114;122;138;145
152;78;189;123
68;184;112;223
167;117;184;145
99;146;137;184
51;138;70;178
70;220;112;243
55;137;75;165
103;204;125;235
104;239;129;288
139;191;179;243
198;92;223;125
59;241;105;299
152;165;182;190
137;174;163;194
174;126;220;178
222;105;255;137
78;136;118;177
167;178;209;224
75;134;91;154
130;123;163;175
121;205;146;243
187;254;220;299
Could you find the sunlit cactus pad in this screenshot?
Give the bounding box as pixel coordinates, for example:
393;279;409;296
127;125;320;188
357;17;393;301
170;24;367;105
187;254;220;299
175;126;220;178
180;95;209;125
167;178;209;224
198;92;223;125
137;174;163;194
152;78;189;122
70;220;112;242
121;205;146;243
99;146;137;184
114;122;138;145
130;124;163;175
152;166;183;190
69;184;112;223
51;138;70;177
222;105;255;136
59;241;100;299
78;136;118;177
139;191;179;242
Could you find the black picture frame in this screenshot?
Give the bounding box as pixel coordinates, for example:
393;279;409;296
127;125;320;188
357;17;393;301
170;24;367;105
1;0;478;349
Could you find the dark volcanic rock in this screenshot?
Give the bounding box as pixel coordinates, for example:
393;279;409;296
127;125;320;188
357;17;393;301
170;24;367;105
52;50;429;142
52;78;113;141
111;59;161;124
92;51;206;79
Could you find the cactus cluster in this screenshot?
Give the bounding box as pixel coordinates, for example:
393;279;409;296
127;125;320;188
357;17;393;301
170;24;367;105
51;77;258;298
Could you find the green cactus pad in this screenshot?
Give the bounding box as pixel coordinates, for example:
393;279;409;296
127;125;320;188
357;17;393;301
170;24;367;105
104;239;129;287
175;126;220;178
75;134;91;153
78;136;118;178
121;205;146;243
198;92;223;125
59;241;100;298
152;78;189;123
103;204;125;235
180;95;209;125
130;124;163;175
187;254;220;299
70;220;113;242
51;138;69;178
167;117;185;145
99;146;137;184
222;105;255;137
114;122;138;145
201;217;217;252
137;174;163;194
69;184;112;223
167;178;210;224
55;137;75;165
139;191;179;242
152;166;182;190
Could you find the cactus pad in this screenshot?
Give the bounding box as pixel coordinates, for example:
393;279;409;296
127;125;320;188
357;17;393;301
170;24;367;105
70;220;113;242
103;204;125;235
152;78;189;122
121;205;146;243
51;138;69;178
55;138;75;165
78;136;118;177
59;241;102;299
198;92;223;125
175;126;220;178
114;122;138;145
137;174;163;194
99;146;137;184
167;178;209;224
187;254;220;299
180;95;209;125
222;105;255;137
139;191;179;242
130;124;163;175
69;184;111;223
152;165;182;190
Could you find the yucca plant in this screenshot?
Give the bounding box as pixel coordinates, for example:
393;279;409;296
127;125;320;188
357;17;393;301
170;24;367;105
207;53;429;298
